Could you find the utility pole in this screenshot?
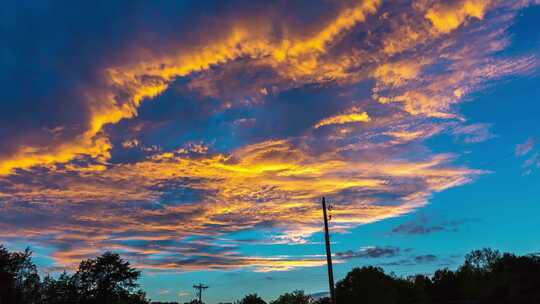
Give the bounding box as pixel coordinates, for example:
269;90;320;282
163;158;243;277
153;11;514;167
193;283;209;304
322;197;336;304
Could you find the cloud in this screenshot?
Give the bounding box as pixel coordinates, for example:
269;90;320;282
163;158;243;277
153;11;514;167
2;1;536;175
0;0;538;272
414;254;438;263
424;0;491;33
142;255;329;273
314;110;370;129
515;138;536;156
515;138;540;174
0;138;480;270
335;246;440;266
452;123;496;143
373;59;430;87
335;246;400;259
392;222;445;235
0;1;382;175
391;217;469;235
382;254;440;266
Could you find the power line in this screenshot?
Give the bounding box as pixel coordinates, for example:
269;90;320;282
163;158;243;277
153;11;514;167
193;283;209;304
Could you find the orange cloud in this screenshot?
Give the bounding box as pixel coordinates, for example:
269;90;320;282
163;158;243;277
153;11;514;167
1;0;531;176
425;0;492;33
0;136;481;271
373;59;430;87
0;1;382;176
315;110;371;129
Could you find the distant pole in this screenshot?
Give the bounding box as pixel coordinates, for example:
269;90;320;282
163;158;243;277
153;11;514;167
193;283;209;304
322;197;336;304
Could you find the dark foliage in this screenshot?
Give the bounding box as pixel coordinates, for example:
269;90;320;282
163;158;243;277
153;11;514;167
336;266;425;304
236;293;267;304
270;290;311;304
75;252;147;304
311;297;331;304
2;245;540;304
0;246;148;304
41;272;81;304
0;245;41;304
334;248;540;304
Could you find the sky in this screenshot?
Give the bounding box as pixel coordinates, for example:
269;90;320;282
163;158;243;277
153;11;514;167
1;0;540;302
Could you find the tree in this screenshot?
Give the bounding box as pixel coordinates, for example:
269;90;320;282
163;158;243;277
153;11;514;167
407;275;430;304
75;252;148;304
422;248;540;304
464;248;501;272
270;290;311;304
337;266;400;304
429;268;459;303
0;245;41;304
311;297;331;304
41;271;81;304
336;266;425;304
237;293;266;304
481;253;540;304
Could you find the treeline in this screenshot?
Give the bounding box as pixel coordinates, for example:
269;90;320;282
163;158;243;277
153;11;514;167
256;248;540;304
334;247;540;304
0;245;146;304
2;245;540;304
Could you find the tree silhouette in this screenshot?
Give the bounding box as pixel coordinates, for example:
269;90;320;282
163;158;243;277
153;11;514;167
41;271;82;304
479;252;540;304
237;293;266;304
75;252;147;304
2;243;540;304
335;266;424;304
0;245;40;304
464;248;501;271
311;297;331;304
270;290;311;304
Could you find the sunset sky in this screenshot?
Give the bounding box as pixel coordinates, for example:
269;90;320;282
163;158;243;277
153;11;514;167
2;0;540;302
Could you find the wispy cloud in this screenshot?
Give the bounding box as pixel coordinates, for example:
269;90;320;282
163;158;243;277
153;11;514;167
391;217;471;235
336;246;400;259
515;137;540;174
452;123;496;144
314;110;370;129
515;138;536;156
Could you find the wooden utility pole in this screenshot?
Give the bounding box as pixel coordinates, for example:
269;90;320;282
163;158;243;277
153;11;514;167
193;283;209;304
322;197;336;304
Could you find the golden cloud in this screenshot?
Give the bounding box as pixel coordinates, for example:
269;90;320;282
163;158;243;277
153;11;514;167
315;109;371;129
425;0;491;33
0;1;382;175
0;137;481;270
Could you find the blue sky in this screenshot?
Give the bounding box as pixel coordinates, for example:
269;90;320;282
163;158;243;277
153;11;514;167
1;1;540;303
